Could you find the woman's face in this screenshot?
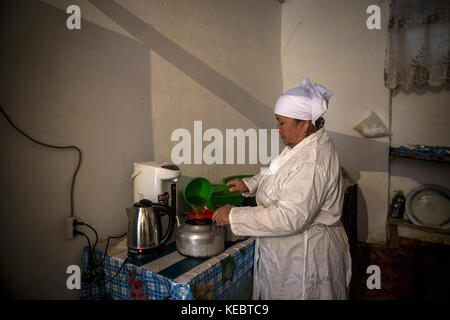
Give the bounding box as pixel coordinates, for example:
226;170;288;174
275;114;308;147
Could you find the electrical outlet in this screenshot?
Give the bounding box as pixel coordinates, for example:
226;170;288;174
65;217;76;239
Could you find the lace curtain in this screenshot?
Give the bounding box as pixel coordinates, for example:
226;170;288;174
384;0;450;89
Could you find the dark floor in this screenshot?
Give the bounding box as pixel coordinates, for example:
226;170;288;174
349;237;450;300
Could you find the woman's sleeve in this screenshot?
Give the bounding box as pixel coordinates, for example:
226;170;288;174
229;163;327;237
241;174;263;197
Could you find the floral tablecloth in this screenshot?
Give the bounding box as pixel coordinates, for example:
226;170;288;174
80;237;255;300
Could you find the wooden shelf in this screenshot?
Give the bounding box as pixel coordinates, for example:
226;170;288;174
388;216;450;247
388;217;450;234
390;145;450;163
387;216;450;248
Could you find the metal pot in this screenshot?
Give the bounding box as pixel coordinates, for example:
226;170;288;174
176;219;225;258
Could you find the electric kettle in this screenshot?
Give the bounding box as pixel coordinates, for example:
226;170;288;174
126;199;175;258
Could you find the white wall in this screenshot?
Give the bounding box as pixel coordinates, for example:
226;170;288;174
281;0;391;243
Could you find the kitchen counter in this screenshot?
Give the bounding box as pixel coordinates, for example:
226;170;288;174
80;236;255;300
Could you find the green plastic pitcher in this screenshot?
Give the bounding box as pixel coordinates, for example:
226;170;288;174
183;177;248;211
183;177;214;210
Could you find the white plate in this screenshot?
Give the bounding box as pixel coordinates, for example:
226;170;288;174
405;184;450;230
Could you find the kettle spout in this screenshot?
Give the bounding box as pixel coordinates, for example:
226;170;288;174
126;207;133;219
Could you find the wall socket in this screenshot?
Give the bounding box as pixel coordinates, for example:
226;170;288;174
65;217;76;240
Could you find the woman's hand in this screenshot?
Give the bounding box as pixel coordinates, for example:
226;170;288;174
226;178;249;193
212;206;233;226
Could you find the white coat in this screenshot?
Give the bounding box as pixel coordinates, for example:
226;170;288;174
229;128;352;300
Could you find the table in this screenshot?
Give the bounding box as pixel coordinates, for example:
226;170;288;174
80;237;255;300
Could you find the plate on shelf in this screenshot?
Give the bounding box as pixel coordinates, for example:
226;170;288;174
405;184;450;230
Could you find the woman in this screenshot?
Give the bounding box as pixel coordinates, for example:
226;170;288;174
212;77;352;300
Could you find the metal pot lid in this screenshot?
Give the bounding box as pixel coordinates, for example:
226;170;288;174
405;184;450;230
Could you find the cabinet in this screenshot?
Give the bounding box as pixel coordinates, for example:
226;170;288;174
341;169;358;255
387;145;450;247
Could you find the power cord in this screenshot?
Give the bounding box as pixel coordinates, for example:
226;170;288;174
74;221;103;284
102;232;127;266
75;230;92;254
76;229;105;284
0;103;129;287
101;232;128;284
0;103;82;218
76;220;128;286
104;256;130;284
74;226;100;284
74;220;98;262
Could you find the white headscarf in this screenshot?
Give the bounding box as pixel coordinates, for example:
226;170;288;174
274;77;333;125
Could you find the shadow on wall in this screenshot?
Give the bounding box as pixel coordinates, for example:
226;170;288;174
89;1;389;163
329;131;389;242
0;0;152;298
328;131;389;181
89;0;390;244
88;0;276;130
390;158;450;189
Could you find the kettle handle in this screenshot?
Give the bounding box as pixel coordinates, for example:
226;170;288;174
152;203;176;247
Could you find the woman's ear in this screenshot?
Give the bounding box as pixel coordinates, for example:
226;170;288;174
295;119;304;128
302;121;310;133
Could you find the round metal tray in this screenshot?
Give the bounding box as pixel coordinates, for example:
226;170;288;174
405;184;450;230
